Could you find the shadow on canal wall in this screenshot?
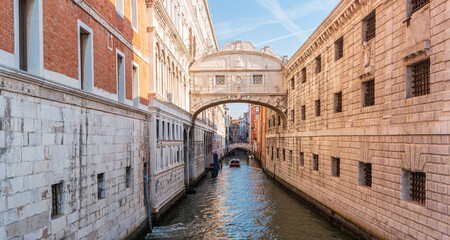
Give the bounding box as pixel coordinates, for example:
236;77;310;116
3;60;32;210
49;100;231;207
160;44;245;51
262;168;381;240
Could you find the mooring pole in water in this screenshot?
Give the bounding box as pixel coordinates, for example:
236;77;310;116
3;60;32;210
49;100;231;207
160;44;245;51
144;175;152;233
213;153;218;177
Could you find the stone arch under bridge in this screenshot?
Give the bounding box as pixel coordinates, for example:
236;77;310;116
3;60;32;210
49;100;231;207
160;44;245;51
227;143;253;154
190;41;288;123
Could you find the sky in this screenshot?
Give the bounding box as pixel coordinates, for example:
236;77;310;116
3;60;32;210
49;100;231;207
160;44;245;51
208;0;340;119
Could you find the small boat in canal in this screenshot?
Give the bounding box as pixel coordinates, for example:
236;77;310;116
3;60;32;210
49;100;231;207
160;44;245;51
229;158;240;167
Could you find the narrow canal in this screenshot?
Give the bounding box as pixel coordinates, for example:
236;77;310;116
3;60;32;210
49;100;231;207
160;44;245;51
147;150;355;239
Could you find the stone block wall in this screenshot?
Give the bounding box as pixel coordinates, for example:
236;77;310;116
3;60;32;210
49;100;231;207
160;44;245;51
264;0;449;239
0;72;150;239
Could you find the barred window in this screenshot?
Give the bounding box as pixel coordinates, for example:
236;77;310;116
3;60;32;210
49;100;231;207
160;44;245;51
358;162;372;187
315;55;322;73
302;67;306;83
291;77;295;89
272;147;274;159
51;183;63;218
363;79;375;107
335;37;343;61
331;157;340;177
215;75;225;85
278;115;281;126
301;105;306;120
315;100;321;117
97;173;105;200
291;109;295;122
289;150;293;162
126;166;131;188
402;170;426;205
411;0;430;14
410;59;430;97
334;92;342;113
277;148;279;158
365;12;376;41
283;149;286;161
299;152;304;166
313;154;319;171
253;75;263;84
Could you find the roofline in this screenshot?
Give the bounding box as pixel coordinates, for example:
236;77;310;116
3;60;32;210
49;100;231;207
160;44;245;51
203;0;219;51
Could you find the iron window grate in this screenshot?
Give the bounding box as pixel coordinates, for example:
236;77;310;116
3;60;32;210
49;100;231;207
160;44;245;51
363;79;375;107
335;92;342;113
313;154;319;171
366;14;376;41
51;183;63;218
97;173;105;199
412;59;430;97
291;77;295;89
215;75;225;85
301;105;306;120
302;68;307;83
411;0;430;14
335;37;343;61
253;75;263;84
331;157;340;177
410;172;426;205
126;166;131;188
364;163;372;187
299;152;304;166
315;100;321;116
19;0;27;71
315;55;322;73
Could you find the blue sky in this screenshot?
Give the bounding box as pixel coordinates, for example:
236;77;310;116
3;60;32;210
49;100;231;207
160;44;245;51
208;0;339;118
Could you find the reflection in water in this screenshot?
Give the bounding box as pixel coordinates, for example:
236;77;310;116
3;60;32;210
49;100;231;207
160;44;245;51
147;150;354;240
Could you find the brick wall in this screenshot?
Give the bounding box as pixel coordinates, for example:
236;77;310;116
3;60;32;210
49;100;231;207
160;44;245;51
264;0;449;239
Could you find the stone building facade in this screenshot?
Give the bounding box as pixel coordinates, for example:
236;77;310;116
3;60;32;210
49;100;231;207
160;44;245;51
263;0;449;239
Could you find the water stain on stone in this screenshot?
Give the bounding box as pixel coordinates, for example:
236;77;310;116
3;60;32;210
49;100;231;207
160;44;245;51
41;190;48;200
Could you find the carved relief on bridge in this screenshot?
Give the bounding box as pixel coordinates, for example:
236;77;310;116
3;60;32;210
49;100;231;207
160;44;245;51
190;41;288;119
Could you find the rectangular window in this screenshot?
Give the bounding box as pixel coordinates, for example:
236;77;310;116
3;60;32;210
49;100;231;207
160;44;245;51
278;115;281;126
402;170;426;205
313;154;319;171
289;150;293;162
335;37;343;61
253;75;263;84
315;100;320;117
411;0;430;14
78;22;93;91
334;92;342;113
115;0;124;16
409;58;430;97
315;55;321;73
364;12;376;41
51;182;63;218
162;121;165;140
331;157;340;177
358;162;372;187
299;152;304;166
132;63;139;107
290;109;295;122
277;148;279;158
156;119;160;139
97;173;105;200
126;166;131;188
363;79;375;107
18;0;28;71
131;0;138;31
283;149;286;161
271;147;274;159
291;77;295;89
116;50;125;103
302;67;306;83
301;105;306;120
215;75;225;85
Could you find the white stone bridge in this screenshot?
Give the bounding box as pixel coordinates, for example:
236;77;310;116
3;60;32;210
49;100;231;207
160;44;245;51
226;143;253;154
190;41;288;123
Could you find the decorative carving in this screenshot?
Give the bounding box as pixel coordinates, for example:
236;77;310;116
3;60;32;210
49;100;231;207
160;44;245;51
401;144;426;172
362;41;372;68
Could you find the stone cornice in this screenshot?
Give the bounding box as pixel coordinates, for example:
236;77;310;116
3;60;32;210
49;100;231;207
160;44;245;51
202;0;219;51
72;0;150;64
284;0;362;75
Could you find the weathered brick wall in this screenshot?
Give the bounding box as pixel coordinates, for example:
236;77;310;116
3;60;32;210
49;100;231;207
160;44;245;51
264;0;449;239
0;73;150;239
0;0;14;54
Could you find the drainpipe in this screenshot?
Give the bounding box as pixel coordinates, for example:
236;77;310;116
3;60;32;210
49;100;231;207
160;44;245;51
144;175;152;233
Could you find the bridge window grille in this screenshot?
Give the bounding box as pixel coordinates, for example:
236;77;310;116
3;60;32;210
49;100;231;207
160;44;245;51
410;59;430;97
253;75;263;84
335;37;343;61
410;172;426;205
215;75;225;85
315;55;321;73
97;173;105;200
331;157;340;177
359;162;372;187
299;152;304;166
301;105;306;120
334;92;342;113
125;166;131;188
302;68;306;83
315;100;321;117
365;12;376;41
411;0;430;14
51;182;63;218
363;79;375;107
313;154;319;171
